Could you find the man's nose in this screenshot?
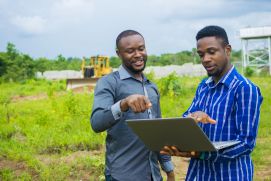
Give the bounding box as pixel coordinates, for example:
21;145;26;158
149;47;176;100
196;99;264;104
134;50;141;57
202;54;211;63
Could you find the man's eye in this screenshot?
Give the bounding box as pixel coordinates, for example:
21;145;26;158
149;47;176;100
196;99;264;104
197;53;203;58
208;49;216;54
126;49;134;53
138;47;145;51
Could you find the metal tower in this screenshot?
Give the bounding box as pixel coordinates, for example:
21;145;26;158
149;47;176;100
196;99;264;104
240;26;271;75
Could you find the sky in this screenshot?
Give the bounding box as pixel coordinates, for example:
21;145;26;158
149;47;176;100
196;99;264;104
0;0;271;59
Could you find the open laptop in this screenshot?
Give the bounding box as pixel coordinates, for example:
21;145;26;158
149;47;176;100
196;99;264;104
126;117;240;152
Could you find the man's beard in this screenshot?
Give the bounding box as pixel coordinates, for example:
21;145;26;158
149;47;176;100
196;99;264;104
125;58;147;74
129;62;146;74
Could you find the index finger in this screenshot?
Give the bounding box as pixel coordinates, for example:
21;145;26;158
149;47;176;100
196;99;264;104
207;117;216;124
160;146;172;155
171;146;181;156
143;96;152;108
191;151;196;156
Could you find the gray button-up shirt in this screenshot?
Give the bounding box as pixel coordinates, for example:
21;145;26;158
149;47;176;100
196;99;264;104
91;65;173;181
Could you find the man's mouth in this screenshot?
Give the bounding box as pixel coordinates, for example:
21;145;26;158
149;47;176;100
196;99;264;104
205;65;215;72
133;59;144;66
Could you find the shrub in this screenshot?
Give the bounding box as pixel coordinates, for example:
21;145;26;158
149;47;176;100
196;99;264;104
157;72;182;97
244;67;254;77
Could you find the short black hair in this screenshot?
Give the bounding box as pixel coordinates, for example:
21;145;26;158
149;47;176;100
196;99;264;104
196;25;229;45
116;30;144;50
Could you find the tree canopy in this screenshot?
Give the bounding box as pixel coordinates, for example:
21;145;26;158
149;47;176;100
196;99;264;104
0;42;242;82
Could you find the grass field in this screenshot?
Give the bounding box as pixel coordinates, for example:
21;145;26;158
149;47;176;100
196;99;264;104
0;75;270;180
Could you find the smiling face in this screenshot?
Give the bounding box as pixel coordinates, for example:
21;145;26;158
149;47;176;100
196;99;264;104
116;34;147;75
197;36;232;83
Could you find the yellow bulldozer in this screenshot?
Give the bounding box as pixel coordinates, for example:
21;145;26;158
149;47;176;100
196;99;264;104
66;55;112;90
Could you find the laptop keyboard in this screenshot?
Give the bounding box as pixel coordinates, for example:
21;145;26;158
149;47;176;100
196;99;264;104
213;140;241;150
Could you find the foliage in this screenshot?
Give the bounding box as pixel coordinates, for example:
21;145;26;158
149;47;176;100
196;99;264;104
244;66;255;77
230;49;242;62
0;43;83;82
157;72;182;97
0;81;105;179
0;76;270;180
144;70;156;83
109;56;121;68
147;50;200;67
34;57;52;74
0;92;12;123
0;43;36;82
0;42;243;83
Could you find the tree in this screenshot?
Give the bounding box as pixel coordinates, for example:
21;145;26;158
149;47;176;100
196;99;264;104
1;43;35;81
0;52;8;77
109;56;121;68
6;42;19;60
35;57;51;75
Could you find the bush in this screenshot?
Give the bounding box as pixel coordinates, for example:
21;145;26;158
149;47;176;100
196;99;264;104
157;72;182;97
244;67;254;77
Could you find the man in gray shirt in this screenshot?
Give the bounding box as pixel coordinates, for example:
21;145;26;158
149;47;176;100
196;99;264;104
91;30;175;181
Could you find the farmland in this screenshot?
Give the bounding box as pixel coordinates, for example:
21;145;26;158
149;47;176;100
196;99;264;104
0;75;270;180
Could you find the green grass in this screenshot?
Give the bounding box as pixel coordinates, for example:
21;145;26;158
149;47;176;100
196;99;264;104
0;81;105;180
0;79;66;98
0;76;270;180
249;77;271;179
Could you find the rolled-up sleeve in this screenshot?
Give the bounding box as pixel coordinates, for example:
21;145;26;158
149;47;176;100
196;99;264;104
90;77;120;133
157;153;174;172
111;100;122;120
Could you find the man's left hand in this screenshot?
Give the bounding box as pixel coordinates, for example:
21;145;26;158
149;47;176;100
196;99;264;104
188;111;216;124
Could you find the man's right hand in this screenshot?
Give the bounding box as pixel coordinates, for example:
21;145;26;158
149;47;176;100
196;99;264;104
160;146;200;158
120;94;152;113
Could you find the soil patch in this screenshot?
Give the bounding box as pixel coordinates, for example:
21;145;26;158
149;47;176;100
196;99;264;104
36;149;102;165
161;157;189;180
0;157;39;180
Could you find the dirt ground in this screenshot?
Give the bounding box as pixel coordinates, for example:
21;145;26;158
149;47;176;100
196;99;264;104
161;157;189;180
0;158;39;180
164;157;271;180
2;152;271;180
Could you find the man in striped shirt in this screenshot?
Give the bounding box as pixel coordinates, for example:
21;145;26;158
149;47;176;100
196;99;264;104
161;25;263;180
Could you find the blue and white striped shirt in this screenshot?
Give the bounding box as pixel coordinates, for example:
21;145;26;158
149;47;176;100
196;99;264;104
183;67;263;181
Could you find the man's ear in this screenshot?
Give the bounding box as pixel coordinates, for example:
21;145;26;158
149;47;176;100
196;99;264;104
225;44;231;57
116;48;120;58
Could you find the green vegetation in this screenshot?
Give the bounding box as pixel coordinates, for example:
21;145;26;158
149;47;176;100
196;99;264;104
0;75;270;180
0;42;243;83
0;81;105;180
0;43;82;82
249;77;271;180
0;42;270;180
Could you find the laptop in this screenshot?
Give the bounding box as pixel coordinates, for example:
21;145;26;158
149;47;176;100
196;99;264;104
126;117;240;152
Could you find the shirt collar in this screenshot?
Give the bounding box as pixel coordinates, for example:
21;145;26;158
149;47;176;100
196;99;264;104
118;65;131;80
205;65;236;88
118;65;148;82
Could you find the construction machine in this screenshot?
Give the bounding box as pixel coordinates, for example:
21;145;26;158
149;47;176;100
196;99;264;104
66;55;112;90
